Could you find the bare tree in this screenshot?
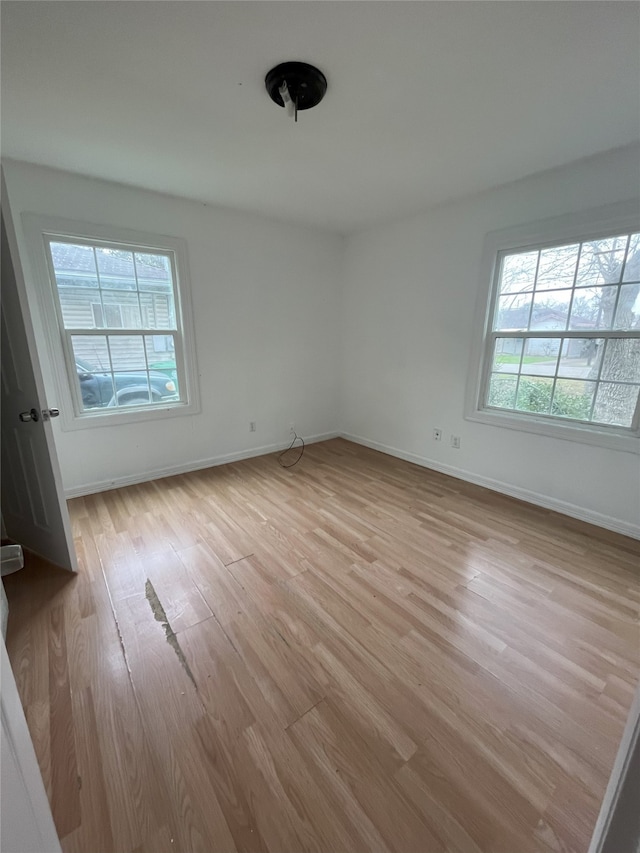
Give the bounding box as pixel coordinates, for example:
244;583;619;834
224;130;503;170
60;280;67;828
586;237;640;426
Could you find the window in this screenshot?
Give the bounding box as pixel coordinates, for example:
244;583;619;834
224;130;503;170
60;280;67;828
92;302;123;329
467;204;640;452
24;216;199;429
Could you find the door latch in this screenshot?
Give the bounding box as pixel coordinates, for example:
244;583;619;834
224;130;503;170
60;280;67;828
19;408;40;423
19;408;60;423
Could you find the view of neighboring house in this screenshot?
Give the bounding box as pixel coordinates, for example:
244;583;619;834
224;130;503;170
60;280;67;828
50;241;176;370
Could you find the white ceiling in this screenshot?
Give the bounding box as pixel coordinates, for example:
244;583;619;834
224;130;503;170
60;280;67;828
2;1;639;234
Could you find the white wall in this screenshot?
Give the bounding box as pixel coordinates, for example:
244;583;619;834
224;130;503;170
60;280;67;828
340;145;640;537
3;160;343;494
4;149;639;536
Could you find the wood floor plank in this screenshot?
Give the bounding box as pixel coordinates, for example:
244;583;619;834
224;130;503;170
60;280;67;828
3;438;638;853
405;745;546;853
224;608;325;727
145;549;213;634
63;686;115;853
176;541;250;626
313;641;418;764
289;699;445;853
23;698;52;801
110;591;238;853
177;614;257;742
48;603;81;839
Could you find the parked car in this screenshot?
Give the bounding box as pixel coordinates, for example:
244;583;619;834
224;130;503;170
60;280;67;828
76;357;178;409
149;360;178;384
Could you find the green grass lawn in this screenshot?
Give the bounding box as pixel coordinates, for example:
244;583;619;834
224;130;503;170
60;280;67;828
495;355;556;364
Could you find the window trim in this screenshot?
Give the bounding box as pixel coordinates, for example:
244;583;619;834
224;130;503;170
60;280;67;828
22;214;200;430
465;200;640;454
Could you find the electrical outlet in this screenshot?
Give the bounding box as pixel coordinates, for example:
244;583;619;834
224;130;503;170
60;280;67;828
289;422;296;436
450;435;460;449
250;421;256;432
433;428;442;441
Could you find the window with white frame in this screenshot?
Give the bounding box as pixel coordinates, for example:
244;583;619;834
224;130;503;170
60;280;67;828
469;210;640;449
25;216;199;428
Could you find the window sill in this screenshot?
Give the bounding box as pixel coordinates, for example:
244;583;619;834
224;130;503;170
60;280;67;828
465;407;639;453
58;399;200;431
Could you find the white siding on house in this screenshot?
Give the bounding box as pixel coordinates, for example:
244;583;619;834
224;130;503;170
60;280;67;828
57;288;174;366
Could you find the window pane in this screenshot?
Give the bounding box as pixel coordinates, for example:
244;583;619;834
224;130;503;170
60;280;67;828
108;335;147;371
70;335;114;410
613;284;640;330
50;244;100;332
95;248;137;290
557;338;603;379
139;291;176;330
70;335;111;372
592;383;640;427
491;338;523;372
569;285;617;331
487;374;518;409
551;379;596;421
622;233;640;283
92;304;104;328
515;377;553;414
134;253;173;292
113;374;152;406
535;244;579;290
101;290;141;329
530;290;571;330
499;252;538;295
494;293;532;331
600;338;640;384
57;288;102;329
520;338;560;375
105;304;123;328
145;337;178;396
50;242;98;284
576;236;627;287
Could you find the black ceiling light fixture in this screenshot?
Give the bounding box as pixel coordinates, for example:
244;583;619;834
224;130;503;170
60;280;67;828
265;61;327;123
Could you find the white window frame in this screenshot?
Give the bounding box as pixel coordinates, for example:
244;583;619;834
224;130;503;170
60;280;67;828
465;200;640;454
22;214;200;431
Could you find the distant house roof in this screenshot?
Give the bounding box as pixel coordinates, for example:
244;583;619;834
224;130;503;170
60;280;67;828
50;242;171;284
498;304;595;331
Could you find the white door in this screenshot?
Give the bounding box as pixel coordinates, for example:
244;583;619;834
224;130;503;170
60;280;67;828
1;637;62;853
1;185;77;573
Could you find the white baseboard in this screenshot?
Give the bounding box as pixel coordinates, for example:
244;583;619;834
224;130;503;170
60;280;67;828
65;429;639;541
64;431;339;498
341;432;640;541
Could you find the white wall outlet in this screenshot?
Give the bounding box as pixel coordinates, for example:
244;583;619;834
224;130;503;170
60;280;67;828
250;421;256;432
289;422;296;436
433;428;442;441
450;435;460;449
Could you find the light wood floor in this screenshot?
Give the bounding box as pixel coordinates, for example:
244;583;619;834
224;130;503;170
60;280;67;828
4;438;640;853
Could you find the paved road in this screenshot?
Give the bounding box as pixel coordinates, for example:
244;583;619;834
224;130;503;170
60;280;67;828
496;359;595;378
